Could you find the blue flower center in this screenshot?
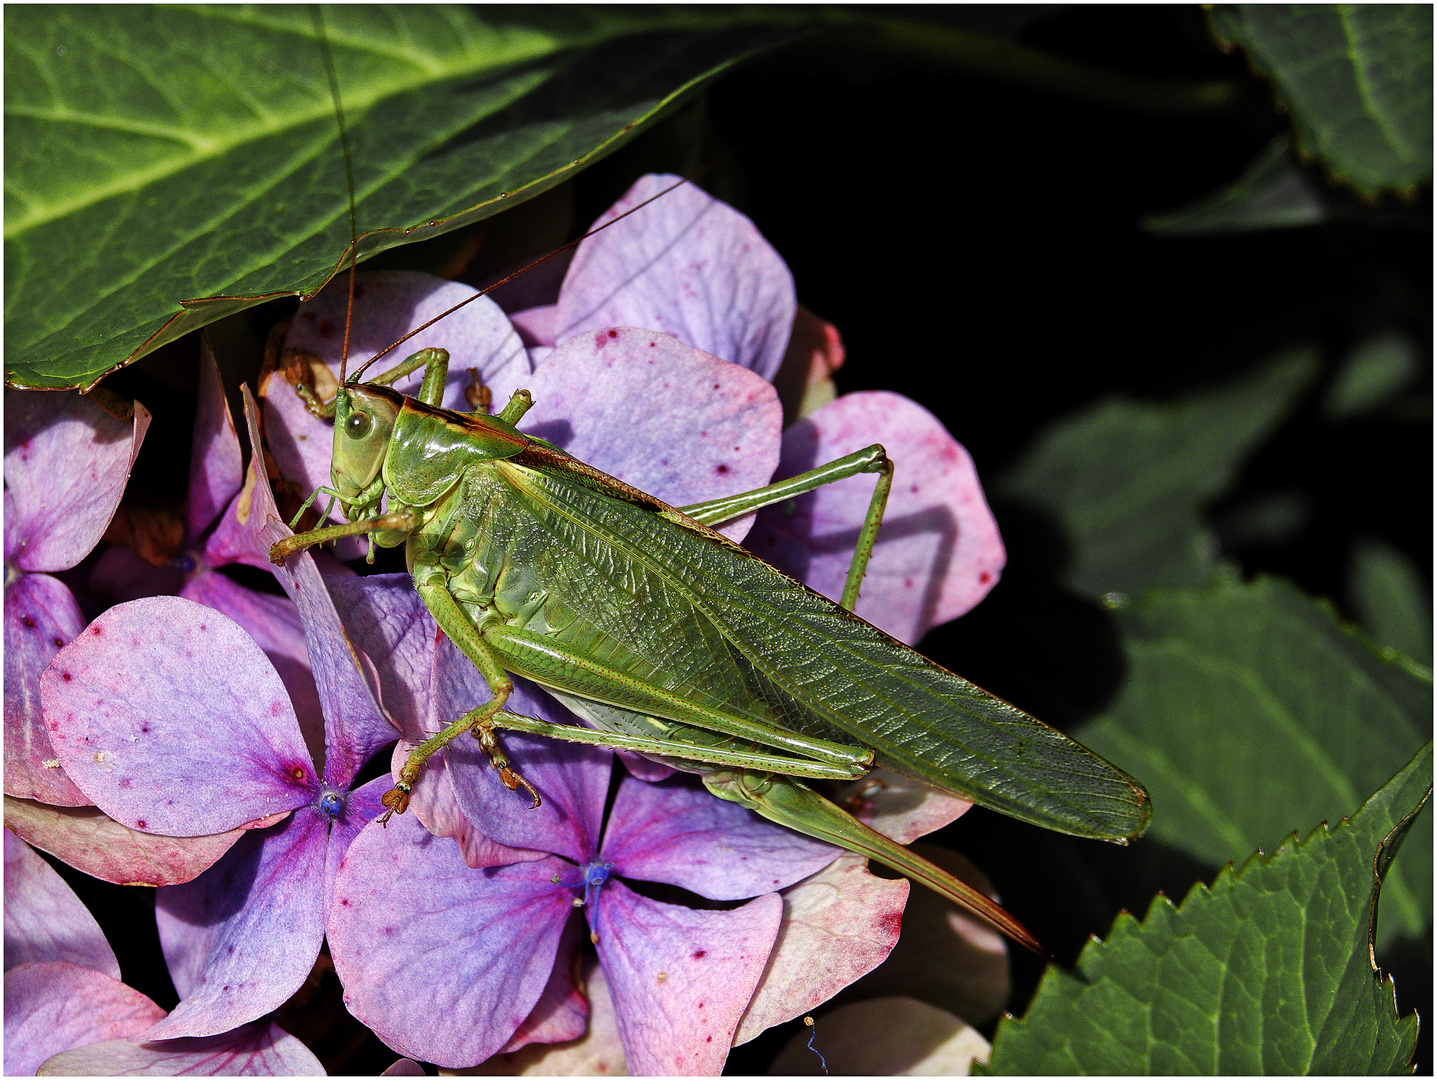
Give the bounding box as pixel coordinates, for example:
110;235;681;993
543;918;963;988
561;860;614;909
315;787;346;820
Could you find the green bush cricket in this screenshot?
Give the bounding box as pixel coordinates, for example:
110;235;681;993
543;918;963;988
268;319;1151;956
267;19;1150;955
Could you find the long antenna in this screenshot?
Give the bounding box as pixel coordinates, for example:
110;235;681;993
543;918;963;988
310;5;359;382
348;166;718;384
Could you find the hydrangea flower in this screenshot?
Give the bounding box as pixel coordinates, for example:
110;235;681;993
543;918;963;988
41;392;398;1040
4;830;322;1076
326;730;846;1072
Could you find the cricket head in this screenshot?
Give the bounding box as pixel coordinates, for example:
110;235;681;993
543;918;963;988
330;383;401;518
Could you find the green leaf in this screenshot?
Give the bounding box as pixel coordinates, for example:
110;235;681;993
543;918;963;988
1322;332;1421;419
1077;576;1432;947
1209;5;1433;196
1348;538;1434;668
984;742;1430;1074
4;5;808;390
996;351;1317;603
1145;135;1331;235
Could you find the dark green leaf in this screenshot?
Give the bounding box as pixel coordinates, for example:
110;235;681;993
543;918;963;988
996;351;1317;602
1145;135;1330;235
1209;5;1433;195
984;742;1430;1074
1077;576;1432;947
4;5;808;390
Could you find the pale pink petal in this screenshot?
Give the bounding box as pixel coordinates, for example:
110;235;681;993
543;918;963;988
4;832;118;976
4;572;89;805
37;1020;325;1075
747;391;1005;644
4;961;166;1076
555;175;795;381
1;797;275;887
187;345;244;544
734;852;908;1043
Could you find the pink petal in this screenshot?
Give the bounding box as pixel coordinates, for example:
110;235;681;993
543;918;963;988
733;852;908;1043
323;574;434;737
4;831;119;977
4;961;166;1076
746;391;1005;644
2;797;273;887
264;271;530;509
37;1021;325;1076
603;771;840;901
594;882;781;1075
4;389;150;572
43;597;316;835
187;345;244;544
555;175;796;381
833;845;1010;1027
148;813;328;1039
507;304;558;348
328;813;574;1068
524;328;782;539
842;768;973;844
5;572;89;805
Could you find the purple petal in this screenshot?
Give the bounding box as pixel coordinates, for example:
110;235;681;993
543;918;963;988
432;635;609;863
392;743;551;870
733;852;908;1043
594;882;782;1075
523;328;782;538
5;572;89;805
149;812;328;1039
237;390;397;788
4;389;150;572
603;771;840;901
322;776;389;895
323;573;434;739
496;914;589;1053
181;573;325;761
746;391;1005;644
43;596;316;835
187;345;244;544
555;175;796;381
328;813;574;1068
4;831;119;977
2;797;272;887
481;958;628;1074
264;271;530;507
4;961;166;1076
37;1021;325;1076
843;768;972;844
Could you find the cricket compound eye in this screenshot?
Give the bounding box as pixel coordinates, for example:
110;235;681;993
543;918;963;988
345;410;372;440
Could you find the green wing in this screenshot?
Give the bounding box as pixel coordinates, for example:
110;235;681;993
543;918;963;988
495;455;1152;842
